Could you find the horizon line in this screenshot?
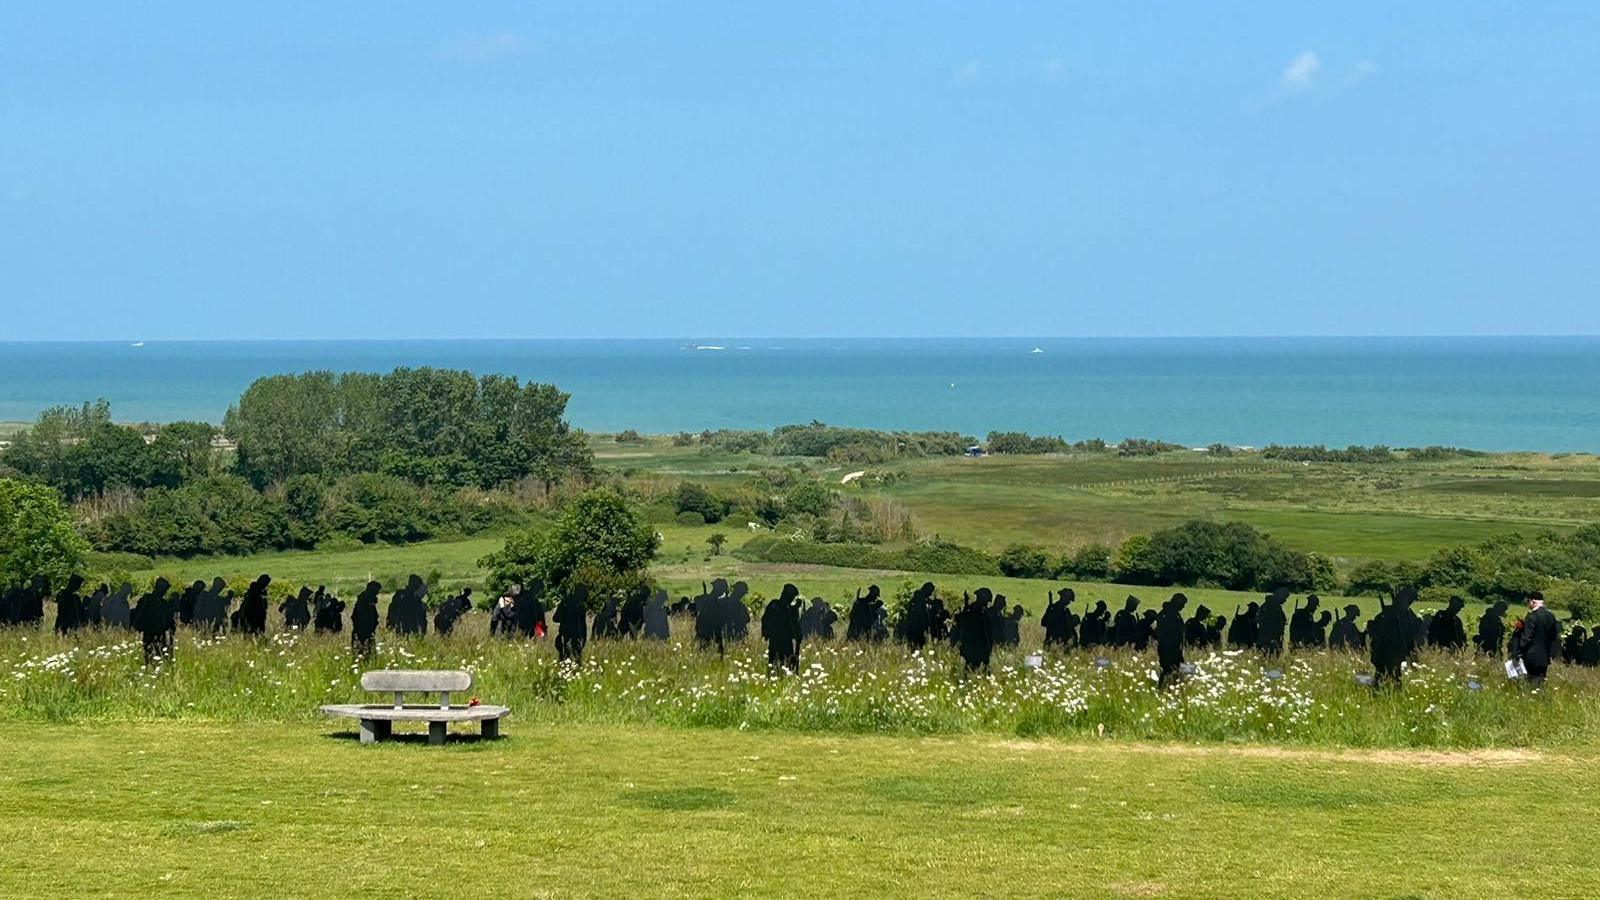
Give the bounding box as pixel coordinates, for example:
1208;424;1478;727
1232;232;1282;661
4;333;1600;345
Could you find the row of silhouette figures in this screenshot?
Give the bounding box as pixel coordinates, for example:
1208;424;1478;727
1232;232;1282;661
6;574;1592;683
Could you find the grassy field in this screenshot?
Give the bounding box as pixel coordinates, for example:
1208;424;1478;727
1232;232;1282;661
2;720;1597;898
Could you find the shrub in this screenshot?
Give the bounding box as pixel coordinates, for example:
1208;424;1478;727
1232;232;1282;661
998;544;1053;579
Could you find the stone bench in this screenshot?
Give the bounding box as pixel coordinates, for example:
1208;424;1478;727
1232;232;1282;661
320;669;509;745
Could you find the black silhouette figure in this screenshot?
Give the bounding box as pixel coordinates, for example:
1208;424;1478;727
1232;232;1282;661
619;585;648;638
725;581;752;641
762;583;804;673
1080;600;1110;647
800;598;837;641
351;581;381;656
1135;608;1157;651
178;579;205;627
1428;596;1468;651
592;595;621;639
1256;590;1289;657
1112;596;1141;648
954;590;994;671
53;574;85;635
1563;625;1588;663
131;577;175;666
0;585;13;627
193;578;229;634
434;588;472;636
386;575;429;637
237;575;271;636
928;596;951;643
102;583;133;630
554;585;589;664
642;589;671;640
12;575;48;628
1183;604;1213;648
1583;629;1600;668
1156;593;1187;687
1227;602;1258;649
1517;592;1560;687
1474;600;1508;656
1042;589;1080;649
1369;587;1422;689
312;587;345;635
846;586;885;642
1329;604;1365;651
514;581;549;639
696;579;729;653
900;582;934;648
82;583;107;628
1313;610;1332;648
280;587;313;631
1000;605;1025;647
1290;595;1321;649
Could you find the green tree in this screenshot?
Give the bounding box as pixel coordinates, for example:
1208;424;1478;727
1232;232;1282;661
707;532;727;555
148;421;218;487
675;482;726;524
998;544;1052;579
479;488;659;597
0;479;89;589
1112;534;1161;585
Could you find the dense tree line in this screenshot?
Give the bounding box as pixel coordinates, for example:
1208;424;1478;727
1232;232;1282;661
696;423;974;463
1345;525;1600;617
0;368;594;560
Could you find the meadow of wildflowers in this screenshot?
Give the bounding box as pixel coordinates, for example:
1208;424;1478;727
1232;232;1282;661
3;621;1597;749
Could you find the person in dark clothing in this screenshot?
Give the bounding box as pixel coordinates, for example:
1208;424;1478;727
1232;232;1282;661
761;583;804;673
1112;596;1141;648
1156;593;1188;688
131;578;175;666
1369;587;1422;689
554;585;589;664
1256;590;1289;657
351;581;380;656
238;575;271;636
954;590;994;671
53;575;85;635
642;589;671;640
312;587;345;635
1041;588;1080;649
1429;596;1468;651
1329;604;1365;651
800;598;837;641
1475;600;1508;656
1518;591;1560;687
490;594;518;637
1227;602;1258;649
619;585;648;639
280;587;313;631
1080;600;1110;648
901;582;934;649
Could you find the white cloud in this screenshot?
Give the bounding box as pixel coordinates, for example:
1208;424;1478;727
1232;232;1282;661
436;33;527;63
1343;59;1379;87
953;58;981;84
1279;50;1321;91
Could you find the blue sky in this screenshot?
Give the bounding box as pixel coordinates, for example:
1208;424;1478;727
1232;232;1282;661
2;3;1596;339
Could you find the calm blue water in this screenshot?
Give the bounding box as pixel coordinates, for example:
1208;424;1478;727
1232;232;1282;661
1;338;1596;452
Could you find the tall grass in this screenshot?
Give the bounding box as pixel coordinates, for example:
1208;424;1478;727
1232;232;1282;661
3;618;1598;748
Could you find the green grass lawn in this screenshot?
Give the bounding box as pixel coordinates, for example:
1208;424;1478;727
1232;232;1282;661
2;720;1596;898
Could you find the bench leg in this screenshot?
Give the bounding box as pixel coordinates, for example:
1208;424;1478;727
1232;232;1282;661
375;720;392;741
481;717;500;740
428;721;447;746
359;719;378;745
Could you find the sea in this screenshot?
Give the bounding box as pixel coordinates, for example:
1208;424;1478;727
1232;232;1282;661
1;337;1597;452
